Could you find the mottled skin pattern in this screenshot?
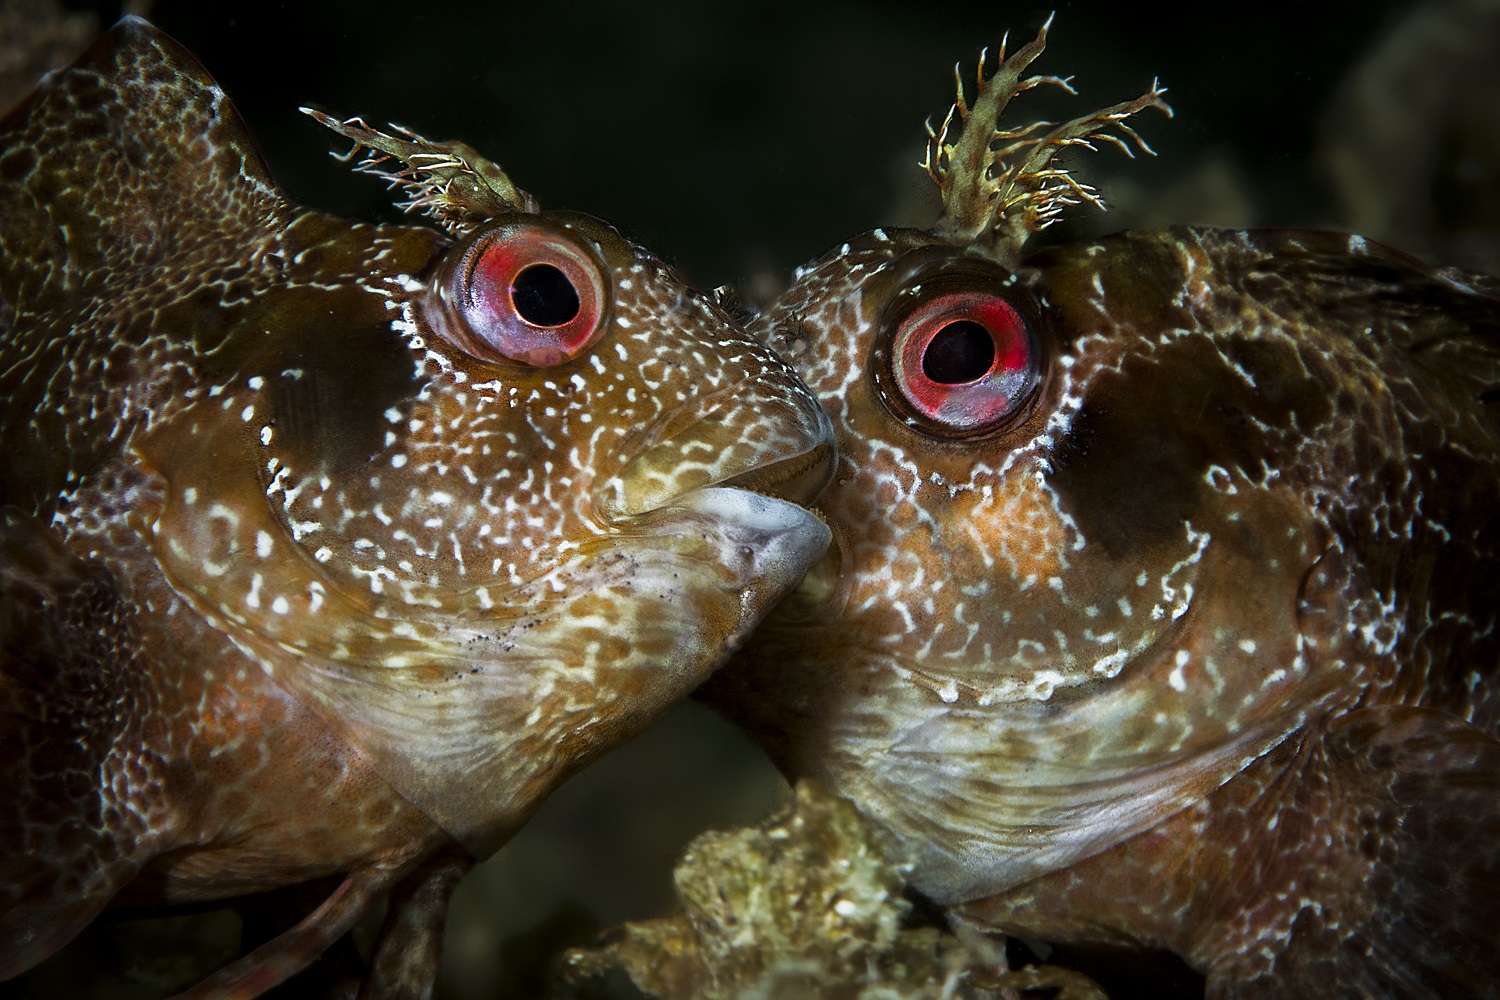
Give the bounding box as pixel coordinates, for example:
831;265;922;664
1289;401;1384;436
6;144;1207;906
0;19;832;996
705;217;1500;990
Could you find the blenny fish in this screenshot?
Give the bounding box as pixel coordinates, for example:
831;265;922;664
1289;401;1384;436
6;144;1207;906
704;19;1500;997
0;17;832;996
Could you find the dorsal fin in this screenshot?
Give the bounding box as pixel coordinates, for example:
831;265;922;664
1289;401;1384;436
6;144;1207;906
0;16;285;320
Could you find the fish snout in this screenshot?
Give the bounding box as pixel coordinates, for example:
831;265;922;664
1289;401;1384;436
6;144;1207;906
592;368;836;522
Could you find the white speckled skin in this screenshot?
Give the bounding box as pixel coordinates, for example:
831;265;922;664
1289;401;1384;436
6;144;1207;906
0;19;832;995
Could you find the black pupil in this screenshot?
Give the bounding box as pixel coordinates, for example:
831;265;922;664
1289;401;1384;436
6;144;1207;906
922;320;995;384
510;264;580;327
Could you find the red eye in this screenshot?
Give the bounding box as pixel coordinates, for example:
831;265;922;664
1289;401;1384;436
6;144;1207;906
889;292;1038;433
447;225;606;366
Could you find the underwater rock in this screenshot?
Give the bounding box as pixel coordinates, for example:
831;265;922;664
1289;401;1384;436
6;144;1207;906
557;782;1106;1000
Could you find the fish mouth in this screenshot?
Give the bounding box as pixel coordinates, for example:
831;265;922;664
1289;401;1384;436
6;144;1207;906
592;374;837;521
623;484;833;617
713;441;835;508
588;385;837;634
594;439;835;602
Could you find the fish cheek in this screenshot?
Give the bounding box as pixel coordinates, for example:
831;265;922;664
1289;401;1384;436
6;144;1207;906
262;313;418;479
1219;334;1335;433
132;277;431;627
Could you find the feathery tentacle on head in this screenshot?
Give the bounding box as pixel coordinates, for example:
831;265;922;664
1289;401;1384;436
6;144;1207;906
922;13;1172;268
302;109;540;235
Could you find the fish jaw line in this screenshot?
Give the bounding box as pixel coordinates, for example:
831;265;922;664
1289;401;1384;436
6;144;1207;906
164;485;831;858
361;486;827;854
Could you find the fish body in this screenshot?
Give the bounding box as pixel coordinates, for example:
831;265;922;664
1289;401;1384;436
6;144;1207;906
0;18;832;994
705;22;1500;998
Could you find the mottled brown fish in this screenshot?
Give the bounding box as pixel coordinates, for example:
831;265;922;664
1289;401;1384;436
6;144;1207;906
0;17;832;996
704;19;1500;998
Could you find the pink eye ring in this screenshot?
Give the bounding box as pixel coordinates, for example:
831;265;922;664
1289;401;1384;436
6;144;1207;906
444;224;607;366
888;291;1038;434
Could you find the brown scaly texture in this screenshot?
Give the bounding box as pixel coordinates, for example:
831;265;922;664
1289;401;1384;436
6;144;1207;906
0;17;833;996
702;19;1500;999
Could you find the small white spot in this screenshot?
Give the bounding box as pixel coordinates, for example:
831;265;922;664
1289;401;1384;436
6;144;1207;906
255;530;273;558
271;596;290;615
246;572;264;609
391;454;408;468
260;425;273;445
248;376;265;390
1092;649;1129;677
1168;649;1189;692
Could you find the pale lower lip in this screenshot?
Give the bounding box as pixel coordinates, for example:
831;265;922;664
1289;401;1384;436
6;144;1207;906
641;486;832;594
671;485;822;534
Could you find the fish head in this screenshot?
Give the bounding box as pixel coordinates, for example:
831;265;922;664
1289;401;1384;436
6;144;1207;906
0;18;834;857
739;224;1337;723
141;186;834;857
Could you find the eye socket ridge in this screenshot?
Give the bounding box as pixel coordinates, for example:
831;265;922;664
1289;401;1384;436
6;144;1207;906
884;289;1041;436
440;222;609;367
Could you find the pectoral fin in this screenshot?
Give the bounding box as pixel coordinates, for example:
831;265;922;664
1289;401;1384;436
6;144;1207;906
1215;706;1500;999
0;508;166;977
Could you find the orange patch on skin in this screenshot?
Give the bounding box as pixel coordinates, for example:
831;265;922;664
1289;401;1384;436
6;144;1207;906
951;475;1073;587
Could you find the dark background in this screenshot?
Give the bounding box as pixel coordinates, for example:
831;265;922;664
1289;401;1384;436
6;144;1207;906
106;0;1438;283
9;0;1499;996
